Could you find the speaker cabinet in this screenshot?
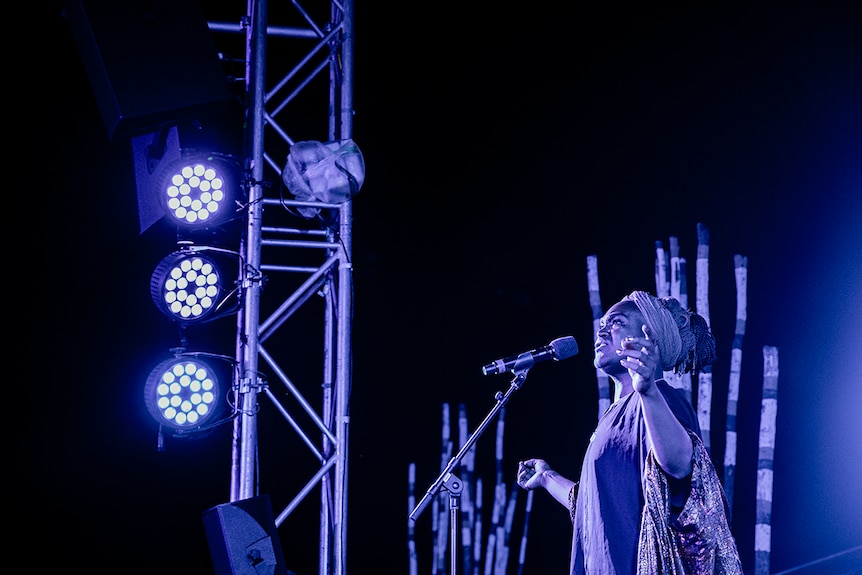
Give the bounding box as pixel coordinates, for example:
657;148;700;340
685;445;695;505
202;495;288;575
63;0;233;140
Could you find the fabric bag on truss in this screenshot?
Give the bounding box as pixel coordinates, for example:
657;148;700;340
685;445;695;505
281;139;365;219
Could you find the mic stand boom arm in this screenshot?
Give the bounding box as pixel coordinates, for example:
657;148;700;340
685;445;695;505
409;367;531;575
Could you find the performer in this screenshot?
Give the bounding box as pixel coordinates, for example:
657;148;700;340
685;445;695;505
516;290;742;574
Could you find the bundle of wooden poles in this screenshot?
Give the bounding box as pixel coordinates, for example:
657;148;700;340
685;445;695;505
408;223;779;575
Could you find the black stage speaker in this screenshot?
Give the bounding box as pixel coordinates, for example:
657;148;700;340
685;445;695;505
202;495;288;575
62;0;233;141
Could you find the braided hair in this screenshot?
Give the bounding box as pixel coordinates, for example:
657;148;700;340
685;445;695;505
624;291;717;374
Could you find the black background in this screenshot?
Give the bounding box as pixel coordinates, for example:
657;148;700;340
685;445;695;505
30;2;862;574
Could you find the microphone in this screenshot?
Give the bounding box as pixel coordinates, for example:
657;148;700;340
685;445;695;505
482;336;579;375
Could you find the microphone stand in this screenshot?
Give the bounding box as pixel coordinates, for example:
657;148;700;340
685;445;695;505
409;365;533;575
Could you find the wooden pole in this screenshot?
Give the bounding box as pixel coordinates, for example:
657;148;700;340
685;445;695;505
586;255;610;418
482;407;508;575
657;239;684;390
408;462;418;575
755;346;779;575
723;255;748;518
472;477;483;575
458;404;475;575
494;485;518;575
695;223;713;452
515;490;534;575
669;236;692;403
655;240;670;298
433;403;453;575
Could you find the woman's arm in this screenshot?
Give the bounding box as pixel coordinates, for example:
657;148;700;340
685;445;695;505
637;385;694;478
516;459;577;507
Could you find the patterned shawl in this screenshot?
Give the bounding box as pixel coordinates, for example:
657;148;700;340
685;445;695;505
637;431;744;575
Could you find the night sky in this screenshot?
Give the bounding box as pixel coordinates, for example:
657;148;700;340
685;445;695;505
33;2;862;574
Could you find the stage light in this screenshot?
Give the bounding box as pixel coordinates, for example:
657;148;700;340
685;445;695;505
144;356;222;432
150;249;228;324
156;153;241;228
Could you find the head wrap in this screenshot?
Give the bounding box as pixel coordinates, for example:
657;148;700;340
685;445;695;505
623;291;717;374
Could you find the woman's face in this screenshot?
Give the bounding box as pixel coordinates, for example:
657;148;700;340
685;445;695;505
593;301;645;374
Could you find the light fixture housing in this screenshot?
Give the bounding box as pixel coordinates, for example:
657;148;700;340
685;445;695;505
156;152;241;228
150;249;226;324
144;356;222;432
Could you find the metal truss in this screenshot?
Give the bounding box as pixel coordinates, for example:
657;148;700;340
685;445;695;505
207;2;355;574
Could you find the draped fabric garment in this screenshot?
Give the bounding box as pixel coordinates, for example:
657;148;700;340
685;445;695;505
637;431;744;575
571;380;699;574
